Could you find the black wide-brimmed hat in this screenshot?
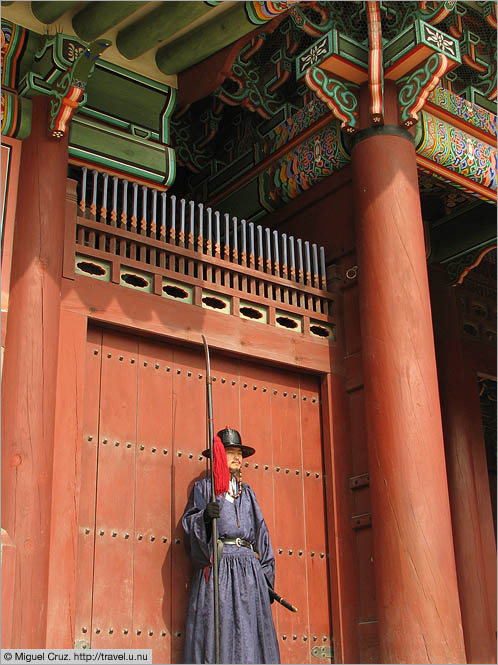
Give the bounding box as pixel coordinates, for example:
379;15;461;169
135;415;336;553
202;427;255;458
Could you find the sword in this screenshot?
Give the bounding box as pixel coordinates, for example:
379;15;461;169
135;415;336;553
269;587;298;612
201;334;220;664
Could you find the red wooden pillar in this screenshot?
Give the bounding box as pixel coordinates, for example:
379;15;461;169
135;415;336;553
430;267;497;664
1;96;68;647
350;83;466;663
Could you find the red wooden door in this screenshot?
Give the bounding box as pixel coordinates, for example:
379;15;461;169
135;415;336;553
74;326;333;663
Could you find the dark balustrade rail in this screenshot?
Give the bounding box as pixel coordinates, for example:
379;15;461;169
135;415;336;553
67;167;336;337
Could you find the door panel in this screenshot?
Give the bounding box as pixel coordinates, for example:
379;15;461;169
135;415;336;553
75;327;333;663
91;330;138;649
74;326;102;647
132;340;174;660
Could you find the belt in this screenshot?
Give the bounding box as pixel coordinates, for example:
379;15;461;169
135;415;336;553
219;537;253;550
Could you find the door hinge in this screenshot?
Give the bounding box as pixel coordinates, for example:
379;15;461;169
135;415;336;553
74;639;90;649
311;645;334;660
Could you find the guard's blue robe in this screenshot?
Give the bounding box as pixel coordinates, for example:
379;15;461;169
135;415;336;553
182;477;280;664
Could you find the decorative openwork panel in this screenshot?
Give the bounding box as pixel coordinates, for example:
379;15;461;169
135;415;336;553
67;167;337;343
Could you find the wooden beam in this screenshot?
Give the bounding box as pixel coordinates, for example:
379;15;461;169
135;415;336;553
72;1;147;42
31;1;78;24
116;2;214;60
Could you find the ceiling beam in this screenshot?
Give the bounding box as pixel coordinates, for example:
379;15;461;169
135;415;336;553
116;1;214;60
156;2;265;75
72;1;147;42
30;1;78;24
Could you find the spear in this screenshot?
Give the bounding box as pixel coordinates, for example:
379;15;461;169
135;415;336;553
201;334;221;664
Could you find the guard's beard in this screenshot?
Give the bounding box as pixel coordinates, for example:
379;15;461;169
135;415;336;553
230;469;241;479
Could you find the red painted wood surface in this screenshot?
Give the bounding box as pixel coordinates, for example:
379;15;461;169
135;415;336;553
351;121;466;663
46;309;88;647
61;274;341;375
92;330;138;648
1;96;68;648
75;326;332;663
74;326;103;647
430;268;497;663
1;529;16;648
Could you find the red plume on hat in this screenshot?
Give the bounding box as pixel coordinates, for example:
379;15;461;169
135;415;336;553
213;431;230;496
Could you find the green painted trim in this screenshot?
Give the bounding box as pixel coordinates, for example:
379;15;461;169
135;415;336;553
68;146;171;185
80;107;132;132
161;86;176;144
72;2;147;42
31;1;78;24
16;94;32;139
164;148;177;189
156;2;255;75
116;1;214;60
18;71;52;98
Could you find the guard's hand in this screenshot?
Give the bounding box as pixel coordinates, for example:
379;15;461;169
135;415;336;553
203;501;220;523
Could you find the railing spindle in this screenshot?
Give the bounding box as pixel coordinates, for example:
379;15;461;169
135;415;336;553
214;211;221;284
77;166;87;245
90;169;98;220
320;246;327;290
119;179;128;257
224;213;230;262
188;200;195;275
188;201;195;250
131;183;138;232
109;175;119;254
232;217;239;289
249;222;256;270
130;182;138;259
178;198;186;273
170;195;176;244
265;228;272;275
281;233;288;303
111;176;118;225
160;192;167;268
312;243;319;289
297;238;304;284
232;217;238;264
273;230;281;301
79;166;87;216
240;219;247;291
120;180;128;229
206;207;213;282
198;203;204;279
100;172;108;223
139;186;147;261
304;240;312;310
88;170;98;247
150;189;157;265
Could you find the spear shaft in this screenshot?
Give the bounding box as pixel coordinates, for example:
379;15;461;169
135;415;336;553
201;334;220;664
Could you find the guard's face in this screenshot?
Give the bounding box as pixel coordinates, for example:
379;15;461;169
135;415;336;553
225;446;243;474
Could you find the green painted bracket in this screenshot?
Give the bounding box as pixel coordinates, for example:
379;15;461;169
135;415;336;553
304;66;358;133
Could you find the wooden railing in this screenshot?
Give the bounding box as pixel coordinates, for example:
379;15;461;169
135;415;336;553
64;168;336;340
